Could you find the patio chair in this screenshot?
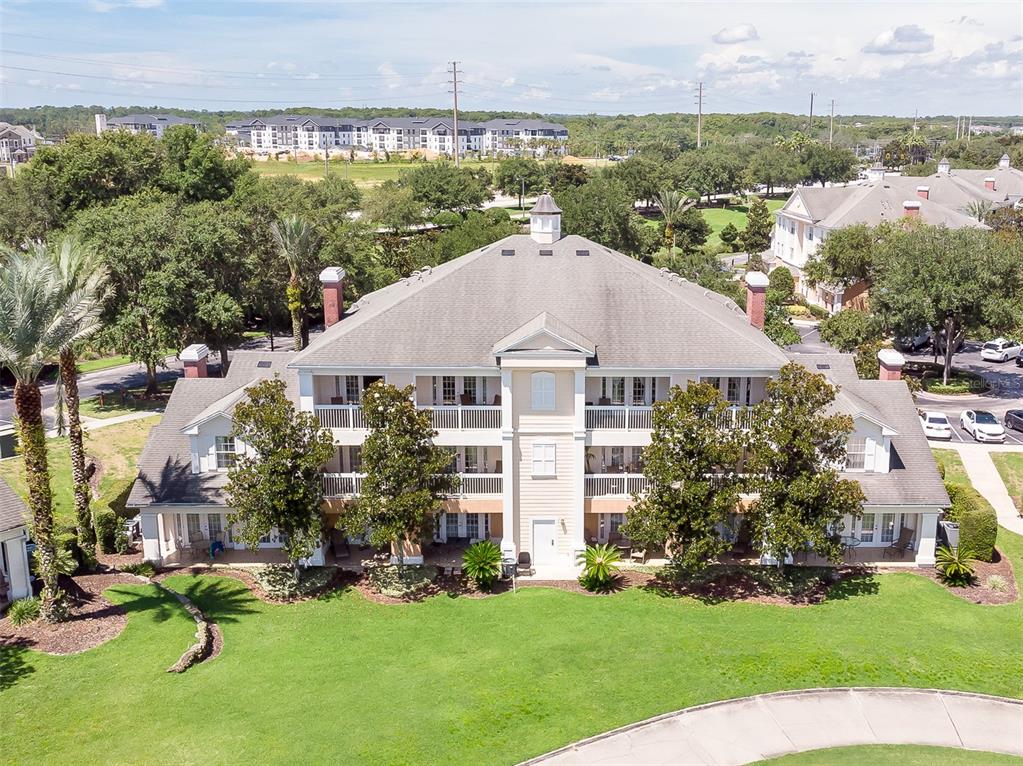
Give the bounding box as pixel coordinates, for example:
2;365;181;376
330;396;345;405
598;396;611;406
884;527;915;559
516;552;533;576
492;394;502;406
630;548;646;564
459;393;474;406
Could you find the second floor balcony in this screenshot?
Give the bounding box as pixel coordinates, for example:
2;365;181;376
323;472;503;499
315;403;501;431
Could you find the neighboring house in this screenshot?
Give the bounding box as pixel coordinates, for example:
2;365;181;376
0;477;32;606
131;195;947;572
769;156;1020;313
225;113;568;156
0;121;43;165
95;113;204;138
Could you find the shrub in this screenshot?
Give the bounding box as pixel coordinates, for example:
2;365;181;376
945;482;998;562
576;543;622;591
484;207;511;224
431;210;462;228
252;564;335;601
807;304;829;320
818;309;879;352
935;458;946;480
985;574;1009;593
767;267;795;302
365;564;437;599
94;509;118;554
935;544;976;586
114;526;131;555
462;540;502;590
122;561;157;578
7;597;41;626
785;304;811;317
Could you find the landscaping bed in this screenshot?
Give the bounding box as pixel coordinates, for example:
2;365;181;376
906;361;990;395
912;547;1018;605
0;572;139;654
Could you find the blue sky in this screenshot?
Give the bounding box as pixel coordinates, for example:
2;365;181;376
1;1;1021;115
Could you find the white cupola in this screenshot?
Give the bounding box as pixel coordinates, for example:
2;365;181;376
937;157;951;174
529;192;562;244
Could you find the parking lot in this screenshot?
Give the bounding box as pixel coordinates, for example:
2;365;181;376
920;411;1023;445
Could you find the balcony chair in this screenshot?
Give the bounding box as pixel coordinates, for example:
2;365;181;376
492;394;502;406
516;552;534;576
459;393;474;406
883;527;915;559
598;396;611;406
330;396;345;405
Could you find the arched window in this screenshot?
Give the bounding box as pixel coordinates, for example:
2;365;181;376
531;372;555;411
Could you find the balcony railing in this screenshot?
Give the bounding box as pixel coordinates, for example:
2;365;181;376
418;405;502;430
315;405;366;430
323;472;502;498
584;473;648;497
713;406;757;430
585;406;653;430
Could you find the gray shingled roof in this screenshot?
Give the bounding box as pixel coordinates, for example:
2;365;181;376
107;114;202;127
127;352;299;508
291;233;790;371
0;477;28;533
792;184;985;230
790;353;949;508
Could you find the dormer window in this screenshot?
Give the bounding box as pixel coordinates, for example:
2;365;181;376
845;436;867;471
531;372;556;411
215;436;238;470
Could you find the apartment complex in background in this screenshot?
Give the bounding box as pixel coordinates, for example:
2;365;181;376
129;195;948;577
95;113;205;138
225;114;569;156
770;154;1022;313
0;121;44;170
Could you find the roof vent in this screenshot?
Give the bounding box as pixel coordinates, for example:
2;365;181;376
816;363;831;370
539;249;553;256
256;360;272;369
501;249;515;257
575;249;590;257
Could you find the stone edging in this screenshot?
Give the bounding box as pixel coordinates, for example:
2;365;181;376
131;575;216;673
519;687;1023;765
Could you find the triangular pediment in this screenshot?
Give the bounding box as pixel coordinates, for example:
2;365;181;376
492;312;595;356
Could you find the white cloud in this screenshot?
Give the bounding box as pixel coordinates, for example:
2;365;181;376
862;25;934;55
712;23;759;44
89;0;162;11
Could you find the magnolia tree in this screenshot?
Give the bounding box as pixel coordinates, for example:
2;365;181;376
746;363;866;567
344;382;458;567
622;382;744;570
226;378;335;572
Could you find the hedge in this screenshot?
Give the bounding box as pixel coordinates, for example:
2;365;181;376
944;481;998;562
94;509;118;554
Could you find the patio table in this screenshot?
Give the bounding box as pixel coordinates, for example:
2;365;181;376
840;535;861;549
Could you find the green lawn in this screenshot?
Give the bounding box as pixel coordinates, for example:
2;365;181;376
0;415;158;528
755;745;1022;765
643;199;785;249
2;526;1021;764
933;448;971;486
79;382;172;420
253;158;497;187
992;453;1023;512
76;349;174;374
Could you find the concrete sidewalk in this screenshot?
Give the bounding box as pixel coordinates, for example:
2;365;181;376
527;688;1023;765
938;442;1023;535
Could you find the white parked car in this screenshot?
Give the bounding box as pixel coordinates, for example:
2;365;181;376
980;338;1022;362
918;411;953;440
960;410;1006;443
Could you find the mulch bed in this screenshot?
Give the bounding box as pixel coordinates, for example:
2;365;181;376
97;545;144;570
154;565;351;605
906;547;1018;605
0;572;141;655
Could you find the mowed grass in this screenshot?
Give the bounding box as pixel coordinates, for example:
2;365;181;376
76;349;174;374
992;452;1023;512
2;527;1021;764
252;158;498;187
78;382;172;420
701;199;785;246
0;415;158;527
754;745;1023;765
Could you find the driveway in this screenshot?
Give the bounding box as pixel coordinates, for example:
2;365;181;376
526;688;1023;765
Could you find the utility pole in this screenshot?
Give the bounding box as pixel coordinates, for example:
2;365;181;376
967;115;972;144
695;82;704;148
807;91;815;134
912;108;918;135
449;60;461;167
829;99;835;146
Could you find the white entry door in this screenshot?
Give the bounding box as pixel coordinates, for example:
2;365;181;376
532;519;557;565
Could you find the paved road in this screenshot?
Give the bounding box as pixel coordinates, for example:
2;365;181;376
527;688;1023;765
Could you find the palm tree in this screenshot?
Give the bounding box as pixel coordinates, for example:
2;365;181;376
270;216;320;352
33;237;108;558
0;248;96;622
652;189;697;259
961;199;993;223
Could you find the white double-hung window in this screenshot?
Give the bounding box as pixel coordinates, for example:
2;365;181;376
531;372;556;411
532;443;556;477
845;436;867;471
215;436;237;470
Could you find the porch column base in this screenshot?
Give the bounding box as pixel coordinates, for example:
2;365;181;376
140;512;162;564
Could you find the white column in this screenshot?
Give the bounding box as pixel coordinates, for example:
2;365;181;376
298;371;315;413
140;512;162;563
500;369;516;559
572;369;587;557
915;512;939;566
4;534;31;600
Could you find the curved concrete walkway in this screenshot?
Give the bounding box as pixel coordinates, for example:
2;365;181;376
525;688;1023;765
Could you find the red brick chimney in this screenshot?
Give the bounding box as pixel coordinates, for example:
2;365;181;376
181;344;209;378
916;186;929;200
745;271;769;331
984;177;996;191
319;267;347;328
902;200;921;219
878;349;905;381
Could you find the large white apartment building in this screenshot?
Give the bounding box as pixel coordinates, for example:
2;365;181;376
95;113;204;138
130;195;948;576
770;154;1021;313
225;114;568;156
